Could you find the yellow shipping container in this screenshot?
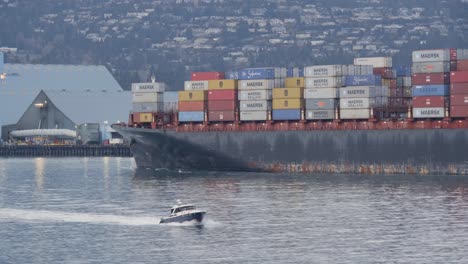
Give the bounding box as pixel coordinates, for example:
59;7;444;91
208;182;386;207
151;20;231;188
272;88;303;99
285;78;305;88
272;99;303;110
208;80;238;90
138;113;153;123
178;90;207;101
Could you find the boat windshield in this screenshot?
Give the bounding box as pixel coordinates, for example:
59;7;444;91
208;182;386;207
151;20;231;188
173;206;195;213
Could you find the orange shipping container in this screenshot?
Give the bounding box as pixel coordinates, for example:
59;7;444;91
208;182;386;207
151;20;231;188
285;78;305;88
133;112;153;123
178;90;207;101
272;99;303;110
208;80;238;90
273;88;303;99
178;101;205;111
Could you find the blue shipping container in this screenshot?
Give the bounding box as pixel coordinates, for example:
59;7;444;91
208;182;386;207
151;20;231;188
178;111;205;122
344;75;382;86
225;71;239;80
272;109;301;121
287;67;304;78
412;85;449;96
394;65;412;77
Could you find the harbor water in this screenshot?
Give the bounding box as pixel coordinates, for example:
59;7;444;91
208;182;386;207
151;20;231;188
1;158;468;263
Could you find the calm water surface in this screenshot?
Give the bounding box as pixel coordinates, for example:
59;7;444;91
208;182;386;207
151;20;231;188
0;157;468;263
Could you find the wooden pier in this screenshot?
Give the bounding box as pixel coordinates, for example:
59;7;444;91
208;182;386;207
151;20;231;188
0;145;132;157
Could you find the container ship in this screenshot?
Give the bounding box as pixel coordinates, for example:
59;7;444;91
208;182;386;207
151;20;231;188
113;49;468;175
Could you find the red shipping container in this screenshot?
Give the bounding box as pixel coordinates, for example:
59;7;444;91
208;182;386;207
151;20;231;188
207;100;236;111
208;90;237;101
191;72;225;81
412;73;450;85
178;101;205;111
457;60;468;71
451;71;468;83
451;83;468;94
450;48;458;61
451;105;468;117
450;94;468;106
208;111;236;122
412;96;445;108
373;67;394;79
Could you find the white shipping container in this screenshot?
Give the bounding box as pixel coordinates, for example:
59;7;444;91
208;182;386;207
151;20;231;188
184;81;209;91
403;77;412;87
132;102;163;112
339;86;376;98
239;89;272;100
304;65;343;77
412;62;450;73
354;57;392;68
131;82;166;93
240;100;272;111
239;79;276;90
412;49;450;63
413;107;445;118
457;49;468;60
340;98;375;109
109;138;124;145
304;88;338;99
306;110;335;120
132;92;164;103
240;111;268;121
358;65;374;75
305;77;343;88
340;109;371;119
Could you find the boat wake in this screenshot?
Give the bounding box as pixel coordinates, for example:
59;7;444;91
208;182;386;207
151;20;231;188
0;208;160;226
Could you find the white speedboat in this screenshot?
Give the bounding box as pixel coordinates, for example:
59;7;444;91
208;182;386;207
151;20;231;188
160;202;206;224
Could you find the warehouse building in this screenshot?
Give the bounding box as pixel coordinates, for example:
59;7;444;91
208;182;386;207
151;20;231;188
0;53;131;144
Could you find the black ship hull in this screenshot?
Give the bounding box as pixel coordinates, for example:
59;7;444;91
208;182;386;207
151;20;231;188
114;126;468;175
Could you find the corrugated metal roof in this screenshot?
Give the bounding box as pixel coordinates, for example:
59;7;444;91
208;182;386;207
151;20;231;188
0;64;131;126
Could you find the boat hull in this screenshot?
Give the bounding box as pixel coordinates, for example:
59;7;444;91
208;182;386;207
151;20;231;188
160;212;206;224
114;126;468;175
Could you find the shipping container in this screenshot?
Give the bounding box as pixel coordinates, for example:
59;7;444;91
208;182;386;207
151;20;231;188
164;91;179;103
305;99;336;110
208;111;235;122
178;101;206;112
450;105;468;117
239;89;272;101
272;109;301;120
411;73;450;85
412;62;450;74
450;48;458;61
285;77;305;88
240;100;272;111
304;88;338;99
238;67;286;80
304;65;343;77
132;102;163;113
450;83;468;94
340;98;375;109
184;81;209;90
178;90;207;101
457;49;468;60
305;110;335;120
191;72;225;81
286;67;304;77
412;49;450;63
339;86;377;98
354;57;392;68
239;79;276;90
339;109;371;119
403;76;412;87
272;99;303;110
412;85;449;96
344;75;382;86
403;87;412;97
305;77;343;88
225;71;239;80
412;96;445;108
131;82;166;93
208;80;238;90
375;96;389;106
272;87;303;99
451;71;468;83
394;66;412;77
133;113;153;123
207;100;236;111
373;67;395;78
132;92;164;103
346;65;374;75
457;60;468;71
208;90;237;101
413;107;445;118
450;94;468;106
240;111;268;121
178;111;205;122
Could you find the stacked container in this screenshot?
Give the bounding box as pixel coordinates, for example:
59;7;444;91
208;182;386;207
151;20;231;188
237;68;286;121
131;82;165;123
340;74;383;119
272;78;304;121
207;79;238;122
303;65;343;120
450;49;468;117
395;66;413;109
411;49;451;119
